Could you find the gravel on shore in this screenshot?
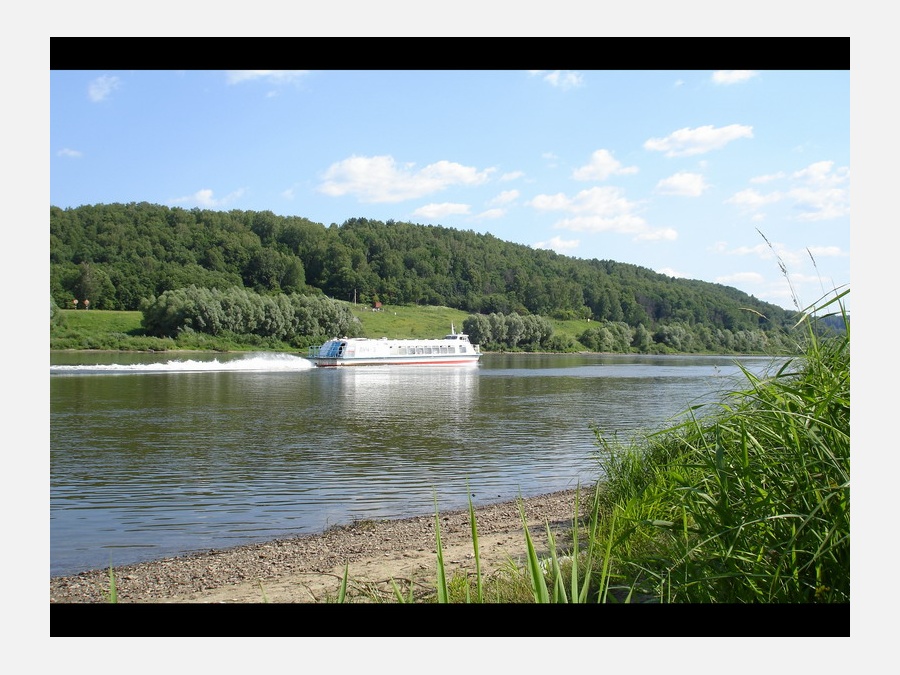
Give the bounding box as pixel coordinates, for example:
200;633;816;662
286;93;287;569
50;487;594;603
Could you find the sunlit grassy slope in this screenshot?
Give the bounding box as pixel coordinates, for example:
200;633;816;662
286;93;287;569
56;304;591;349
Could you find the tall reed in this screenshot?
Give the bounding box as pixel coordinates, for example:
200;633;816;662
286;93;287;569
589;288;849;602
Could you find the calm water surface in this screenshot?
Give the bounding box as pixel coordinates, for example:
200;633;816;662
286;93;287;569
50;351;784;577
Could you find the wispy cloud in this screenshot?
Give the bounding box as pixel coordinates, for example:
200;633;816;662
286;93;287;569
655;171;709;197
529;186;675;242
716;271;765;284
750;171;786;184
411;202;471;219
475;208;506;220
572;149;638;181
226;70;310;85
318;155;493;203
712;70;759;85
713;240;806;269
533;236;580;253
488;190;519;206
726;188;783;212
727;160;849;221
789;160;850;221
644;124;753;157
528;70;584;90
57;148;82;158
88;75;121;102
806;245;847;258
170;188;245;208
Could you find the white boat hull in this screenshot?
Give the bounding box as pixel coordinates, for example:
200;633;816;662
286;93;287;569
307;327;482;368
310;354;480;367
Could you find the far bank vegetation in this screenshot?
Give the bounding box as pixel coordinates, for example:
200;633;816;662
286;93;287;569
51;203;843;354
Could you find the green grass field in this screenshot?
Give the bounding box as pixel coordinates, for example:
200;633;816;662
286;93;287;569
53;303;595;352
55;309;145;335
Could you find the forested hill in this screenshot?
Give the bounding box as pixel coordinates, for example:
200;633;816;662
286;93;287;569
50;202;794;334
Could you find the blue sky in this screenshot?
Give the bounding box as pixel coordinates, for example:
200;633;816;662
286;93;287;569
50;69;849;313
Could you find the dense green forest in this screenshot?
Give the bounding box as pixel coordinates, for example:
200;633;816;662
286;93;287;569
50;202;806;353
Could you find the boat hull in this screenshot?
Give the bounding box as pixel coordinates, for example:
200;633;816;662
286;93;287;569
309;355;480;367
307;328;482;368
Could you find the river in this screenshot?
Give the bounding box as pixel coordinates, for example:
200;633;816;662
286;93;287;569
50;351;785;577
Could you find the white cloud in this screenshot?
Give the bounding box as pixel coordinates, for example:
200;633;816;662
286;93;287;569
644;124;753;157
530;192;573;211
572;149;638;181
529;186;674;241
712;70;759;85
533;236;580;253
170;188;245;208
88;75;121;102
488;190;519;206
318;155;493;203
656;267;687;278
716;240;804;268
411;202;471;219
716;271;765;285
500;171;524;181
530;186;637;220
475;208;506;219
226;70;309;85
655;171;709;197
806;245;847;258
529;70;584;90
729;161;849;221
57;148;82;158
792;160;849;187
726;188;783;210
787;161;850;219
788;186;850;221
750;171;786;184
635;228;678;242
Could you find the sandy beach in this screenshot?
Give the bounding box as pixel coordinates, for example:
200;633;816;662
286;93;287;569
50;488;589;603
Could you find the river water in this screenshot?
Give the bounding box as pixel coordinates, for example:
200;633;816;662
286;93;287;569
50;351;785;577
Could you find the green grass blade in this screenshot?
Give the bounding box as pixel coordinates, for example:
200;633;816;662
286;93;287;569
467;485;484;603
337;563;349;603
107;562;118;604
520;499;549;603
434;490;448;603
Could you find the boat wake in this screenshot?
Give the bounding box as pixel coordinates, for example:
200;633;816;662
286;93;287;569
50;352;315;375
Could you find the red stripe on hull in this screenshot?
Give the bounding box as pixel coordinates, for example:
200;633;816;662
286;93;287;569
313;358;479;367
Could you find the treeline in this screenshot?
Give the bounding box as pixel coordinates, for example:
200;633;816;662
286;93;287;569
140;285;362;347
462;311;791;354
51;202;799;342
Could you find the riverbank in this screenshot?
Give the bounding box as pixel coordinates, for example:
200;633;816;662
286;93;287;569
50;488;588;603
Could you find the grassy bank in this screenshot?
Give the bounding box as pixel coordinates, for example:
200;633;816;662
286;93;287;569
417;289;849;604
49;303;594;352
